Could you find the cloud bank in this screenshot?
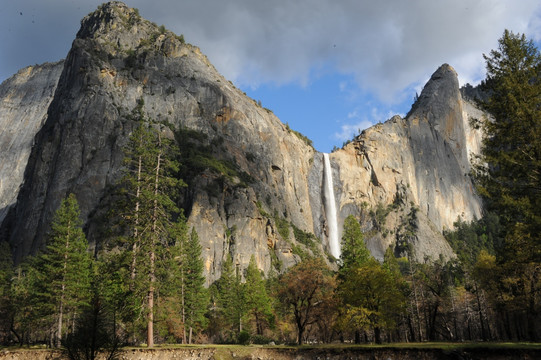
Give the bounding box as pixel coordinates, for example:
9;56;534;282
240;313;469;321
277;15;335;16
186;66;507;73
147;0;541;103
1;0;540;105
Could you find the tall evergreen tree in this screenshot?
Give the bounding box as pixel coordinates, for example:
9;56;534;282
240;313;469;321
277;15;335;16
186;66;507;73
183;228;208;343
166;223;208;344
339;215;371;277
0;242;13;343
336;214;372;343
117;118;185;347
62;261;122;360
477;30;541;341
478;30;541;262
39;193;91;347
216;255;246;341
10;260;44;345
244;255;273;336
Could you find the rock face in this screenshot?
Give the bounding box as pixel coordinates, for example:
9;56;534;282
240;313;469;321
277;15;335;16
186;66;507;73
330;64;483;261
0;61;64;226
0;2;485;280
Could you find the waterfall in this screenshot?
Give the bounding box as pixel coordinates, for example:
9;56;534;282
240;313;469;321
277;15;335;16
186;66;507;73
323;153;340;258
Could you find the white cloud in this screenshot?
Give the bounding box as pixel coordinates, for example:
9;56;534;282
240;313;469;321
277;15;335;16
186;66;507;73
334;105;397;142
334;120;375;143
1;0;540;103
140;0;541;103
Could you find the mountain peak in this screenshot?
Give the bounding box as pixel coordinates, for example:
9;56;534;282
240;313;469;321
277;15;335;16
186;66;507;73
74;2;192;63
408;63;461;128
431;63;458;80
77;2;137;39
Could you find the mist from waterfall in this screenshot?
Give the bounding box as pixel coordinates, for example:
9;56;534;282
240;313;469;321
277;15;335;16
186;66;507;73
323;153;340;258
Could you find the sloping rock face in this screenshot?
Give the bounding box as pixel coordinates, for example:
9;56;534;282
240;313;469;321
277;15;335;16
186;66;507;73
331;64;483;261
1;2;485;279
0;61;64;227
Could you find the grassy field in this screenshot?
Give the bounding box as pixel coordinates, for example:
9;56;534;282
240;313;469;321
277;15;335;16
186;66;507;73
3;341;541;352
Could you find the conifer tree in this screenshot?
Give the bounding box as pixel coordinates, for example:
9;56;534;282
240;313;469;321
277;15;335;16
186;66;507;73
339;215;371;278
183;228;208;343
166;222;207;344
477;30;541;341
216;255;246;341
0;242;13;343
117;118;185;347
10;260;43;345
478;30;541;263
39;193;91;347
243;255;273;336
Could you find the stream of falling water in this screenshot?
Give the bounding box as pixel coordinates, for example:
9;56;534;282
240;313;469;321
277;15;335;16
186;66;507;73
323;153;340;258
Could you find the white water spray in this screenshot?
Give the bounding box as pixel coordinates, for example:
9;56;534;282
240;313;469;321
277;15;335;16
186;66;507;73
323;153;340;258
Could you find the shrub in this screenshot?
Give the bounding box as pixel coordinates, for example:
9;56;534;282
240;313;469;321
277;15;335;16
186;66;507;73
237;330;251;345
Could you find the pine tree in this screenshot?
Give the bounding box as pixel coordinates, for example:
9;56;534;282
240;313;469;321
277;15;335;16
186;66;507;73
216;255;246;341
117;118;185;346
39;194;91;347
478;30;541;262
477;30;541;341
62;261;122;360
243;255;273;336
336;214;372;343
339;215;371;278
0;242;13;343
183;228;208;343
10;260;43;345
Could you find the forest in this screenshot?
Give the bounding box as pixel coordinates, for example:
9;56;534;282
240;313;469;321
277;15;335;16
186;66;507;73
0;30;539;354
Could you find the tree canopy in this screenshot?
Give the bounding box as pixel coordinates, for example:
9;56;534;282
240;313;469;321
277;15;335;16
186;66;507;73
478;29;541;263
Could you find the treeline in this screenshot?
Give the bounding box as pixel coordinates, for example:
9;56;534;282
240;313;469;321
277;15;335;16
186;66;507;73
1;208;536;348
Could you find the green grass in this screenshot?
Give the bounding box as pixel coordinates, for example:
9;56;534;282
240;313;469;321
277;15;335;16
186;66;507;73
3;342;541;354
111;342;541;351
293;342;541;350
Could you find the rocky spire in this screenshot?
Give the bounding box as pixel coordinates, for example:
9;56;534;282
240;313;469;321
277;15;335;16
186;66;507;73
409;63;468;168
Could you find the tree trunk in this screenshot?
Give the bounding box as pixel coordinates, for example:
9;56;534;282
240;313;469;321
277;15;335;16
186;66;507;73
409;260;423;341
57;293;64;348
130;153;143;288
10;321;22;346
297;324;304;346
428;300;439;341
147;137;162;348
527;268;539;341
475;283;487;341
181;265;186;344
354;330;360;344
294;307;305;345
57;223;70;347
374;327;382;344
147;249;155;348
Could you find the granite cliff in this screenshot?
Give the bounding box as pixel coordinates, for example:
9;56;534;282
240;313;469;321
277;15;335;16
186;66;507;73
0;61;64;227
0;2;484;281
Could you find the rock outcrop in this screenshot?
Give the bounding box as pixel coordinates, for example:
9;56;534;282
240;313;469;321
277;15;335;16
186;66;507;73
0;2;485;279
0;61;64;226
330;64;483;261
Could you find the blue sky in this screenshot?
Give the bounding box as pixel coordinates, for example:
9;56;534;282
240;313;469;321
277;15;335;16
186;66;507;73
242;72;412;152
1;0;541;153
